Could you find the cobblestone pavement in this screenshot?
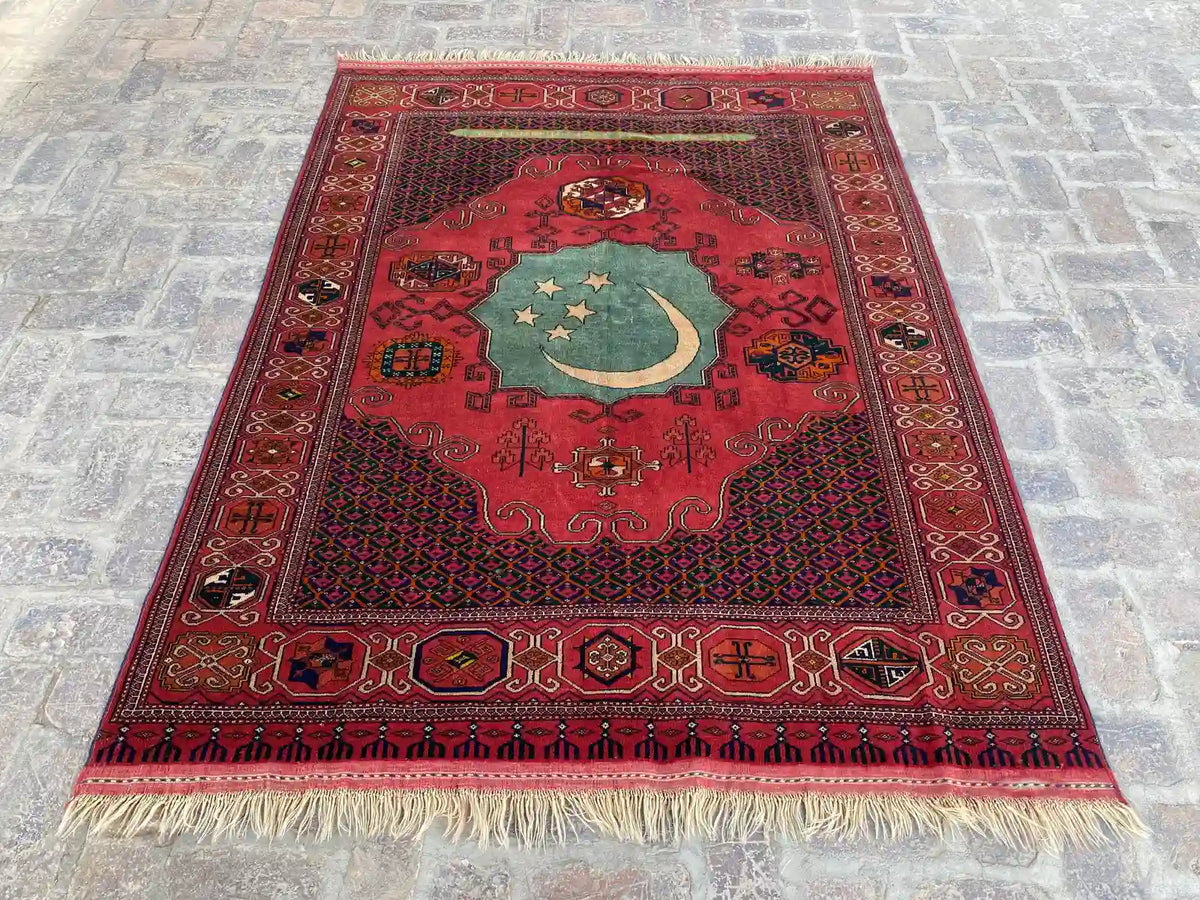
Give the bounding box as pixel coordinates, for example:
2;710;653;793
0;0;1198;897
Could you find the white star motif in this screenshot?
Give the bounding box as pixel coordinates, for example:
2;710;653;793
533;278;563;297
580;271;613;292
564;300;597;322
513;305;540;326
545;324;574;341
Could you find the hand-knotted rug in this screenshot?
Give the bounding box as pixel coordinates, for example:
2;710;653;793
64;53;1145;849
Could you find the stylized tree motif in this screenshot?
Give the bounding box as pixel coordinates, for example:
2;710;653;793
492;417;553;475
662;415;716;473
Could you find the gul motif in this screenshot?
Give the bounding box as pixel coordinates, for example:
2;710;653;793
369;334;456;384
412;630;511;694
575;629;643;686
838;636;921;690
558;176;650;219
158;633;257;693
388;251;481;291
744;329;848;382
193;567;263;609
735;248;822;283
948;635;1043;700
553;436;662;497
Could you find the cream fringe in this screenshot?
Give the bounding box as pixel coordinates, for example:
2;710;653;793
59;788;1146;851
336;48;874;71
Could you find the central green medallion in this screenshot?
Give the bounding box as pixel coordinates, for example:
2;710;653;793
473;241;731;403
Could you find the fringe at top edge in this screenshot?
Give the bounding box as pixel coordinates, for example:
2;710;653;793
60;787;1147;851
334;49;875;73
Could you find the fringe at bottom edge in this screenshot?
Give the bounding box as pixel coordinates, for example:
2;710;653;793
335;49;874;72
59;788;1147;851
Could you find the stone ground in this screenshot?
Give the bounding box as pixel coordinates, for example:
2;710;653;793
0;0;1198;896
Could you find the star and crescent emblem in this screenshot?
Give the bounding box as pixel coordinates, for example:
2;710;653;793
509;270;702;390
476;240;730;402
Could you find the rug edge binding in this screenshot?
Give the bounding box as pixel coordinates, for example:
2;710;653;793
59;787;1147;851
334;48;875;71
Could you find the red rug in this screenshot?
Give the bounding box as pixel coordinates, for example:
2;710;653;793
64;56;1143;848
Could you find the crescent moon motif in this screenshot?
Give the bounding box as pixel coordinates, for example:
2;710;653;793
541;285;701;390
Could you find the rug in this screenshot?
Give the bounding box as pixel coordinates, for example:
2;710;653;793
63;53;1144;848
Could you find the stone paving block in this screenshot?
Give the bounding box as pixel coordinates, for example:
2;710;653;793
160;841;347;900
886;102;943;154
1079;107;1139;154
1148;221;1200;280
0;663;58;777
1079;187;1140;244
1008;155;1069;210
0;220;74;252
969;318;1081;360
963;831;1038;868
181;221;279;257
103;483;191;589
337;836;422;900
1055;578;1159;710
147;422;208;477
1127;107;1200;133
73;181;152;240
145;37;229;59
11;136;86;187
1063;411;1142;500
26;290;150;331
910;878;1055;900
43;653;125;738
0;725;87;855
1061;841;1147;900
0;534;97;586
946;131;1004;178
415;854;512;900
781;879;881;900
75;334;191;374
1048;365;1166;411
0;336;71;417
1061;154;1156;185
22;386;112;469
524;854;694;900
59;426;154;520
5;254;114;292
47;160;119;215
1149;804;1200;880
108;376;225;420
1136;417;1200;461
3;600;141;661
187;295;255;367
118;223;185;289
977;367;1059;450
706;840;781;900
66;838;173;899
1008;459;1078;504
982;212;1082;247
1071;290;1142;360
923;180;1014;211
1056;248;1166;294
1096;717;1186;788
928;212;991;278
0;473;57;519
